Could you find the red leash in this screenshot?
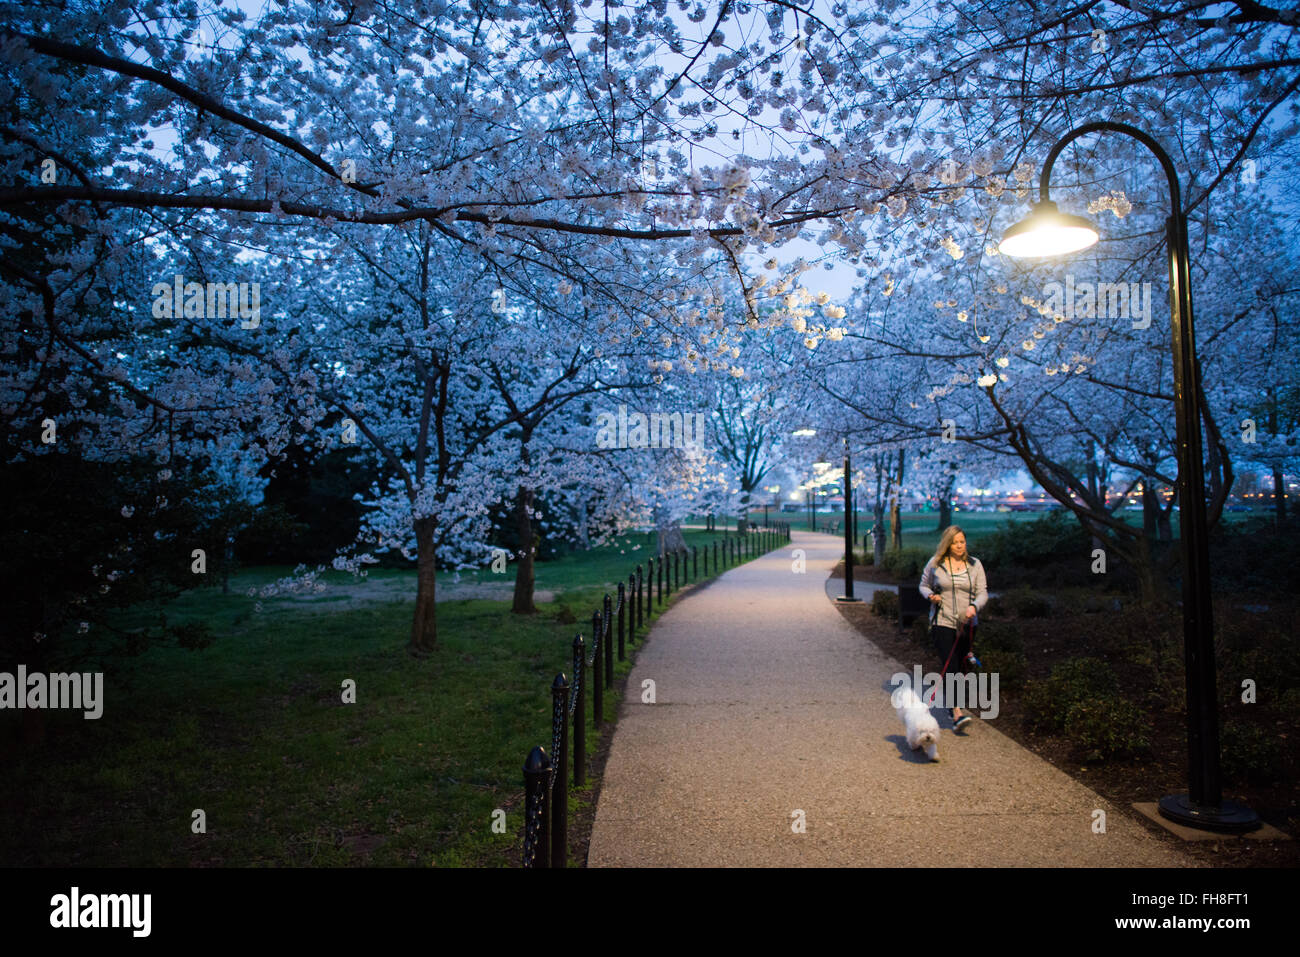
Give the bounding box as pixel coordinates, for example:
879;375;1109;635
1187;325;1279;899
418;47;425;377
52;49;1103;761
926;619;972;706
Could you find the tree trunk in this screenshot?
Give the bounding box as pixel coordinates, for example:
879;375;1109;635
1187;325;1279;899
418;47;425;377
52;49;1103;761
511;485;536;615
1268;389;1286;525
1206;429;1223;503
410;516;438;652
873;467;885;564
221;532;234;595
1132;536;1164;607
1086;442;1099;501
889;449;905;551
576;497;590;549
936;470;954;532
1157;497;1173;543
1142;482;1158;542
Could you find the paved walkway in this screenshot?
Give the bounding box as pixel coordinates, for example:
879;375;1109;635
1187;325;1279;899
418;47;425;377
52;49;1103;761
588;530;1193;867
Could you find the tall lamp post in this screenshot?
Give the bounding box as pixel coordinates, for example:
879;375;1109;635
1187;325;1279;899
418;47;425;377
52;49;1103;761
792;428;817;532
999;121;1258;833
812;460;831;534
837;436;862;604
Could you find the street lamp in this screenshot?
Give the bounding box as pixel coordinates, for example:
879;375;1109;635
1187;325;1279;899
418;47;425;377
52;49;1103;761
792;428;818;532
764;485;780;528
1000;121;1258;834
837;436;862;604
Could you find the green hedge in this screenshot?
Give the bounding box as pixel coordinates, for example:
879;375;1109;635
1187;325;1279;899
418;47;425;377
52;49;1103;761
870;589;899;619
1220;719;1283;784
1063;697;1150;761
880;547;932;580
1023;657;1121;732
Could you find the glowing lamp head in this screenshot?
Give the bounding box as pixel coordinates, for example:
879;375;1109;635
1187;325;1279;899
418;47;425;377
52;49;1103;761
998;200;1099;258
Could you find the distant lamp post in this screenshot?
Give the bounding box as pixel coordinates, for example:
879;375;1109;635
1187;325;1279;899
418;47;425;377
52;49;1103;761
837;437;862;604
792;428;818;531
999;121;1258;834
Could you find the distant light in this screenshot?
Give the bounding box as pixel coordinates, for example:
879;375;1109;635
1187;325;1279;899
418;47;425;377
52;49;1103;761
792;428;817;437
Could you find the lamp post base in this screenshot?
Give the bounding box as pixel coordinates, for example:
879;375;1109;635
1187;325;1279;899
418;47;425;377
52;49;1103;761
835;596;863;603
1158;793;1260;833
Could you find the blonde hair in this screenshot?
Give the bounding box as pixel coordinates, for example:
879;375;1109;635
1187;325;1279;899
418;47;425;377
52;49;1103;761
932;525;968;566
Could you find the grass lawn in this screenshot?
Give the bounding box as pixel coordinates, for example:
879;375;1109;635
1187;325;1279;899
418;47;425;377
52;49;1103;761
762;506;1267;555
0;527;777;867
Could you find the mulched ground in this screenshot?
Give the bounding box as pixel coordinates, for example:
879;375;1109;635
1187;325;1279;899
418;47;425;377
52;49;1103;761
829;561;1299;867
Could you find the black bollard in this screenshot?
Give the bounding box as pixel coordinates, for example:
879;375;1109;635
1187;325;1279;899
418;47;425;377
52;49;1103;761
592;611;603;728
626;573;635;642
617;582;626;661
551;674;569;868
522;746;551;868
572;636;585;787
603;594;613;687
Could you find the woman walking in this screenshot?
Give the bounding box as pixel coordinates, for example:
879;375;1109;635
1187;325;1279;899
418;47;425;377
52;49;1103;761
918;526;988;731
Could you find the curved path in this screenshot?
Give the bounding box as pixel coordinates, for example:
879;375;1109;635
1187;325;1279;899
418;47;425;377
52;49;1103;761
587;530;1193;867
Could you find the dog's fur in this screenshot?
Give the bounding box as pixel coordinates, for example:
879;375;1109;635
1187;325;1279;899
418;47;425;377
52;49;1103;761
893;683;940;761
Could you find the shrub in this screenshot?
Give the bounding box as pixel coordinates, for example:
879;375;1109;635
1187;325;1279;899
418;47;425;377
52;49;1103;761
880;547;931;580
996;586;1053;618
1021;681;1057;731
976;621;1024;655
1220;719;1284;784
870;589;899;619
1079;592;1114;614
1208;513;1300;595
1273;687;1300;714
1063;697;1150;761
979;647;1027;691
1021;657;1121;732
979;510;1092;572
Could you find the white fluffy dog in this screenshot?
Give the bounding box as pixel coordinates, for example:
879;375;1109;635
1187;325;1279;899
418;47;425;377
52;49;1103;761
893;683;940;762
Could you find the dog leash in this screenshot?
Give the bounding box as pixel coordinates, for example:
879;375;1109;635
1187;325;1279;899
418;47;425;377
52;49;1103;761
926;619;972;706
